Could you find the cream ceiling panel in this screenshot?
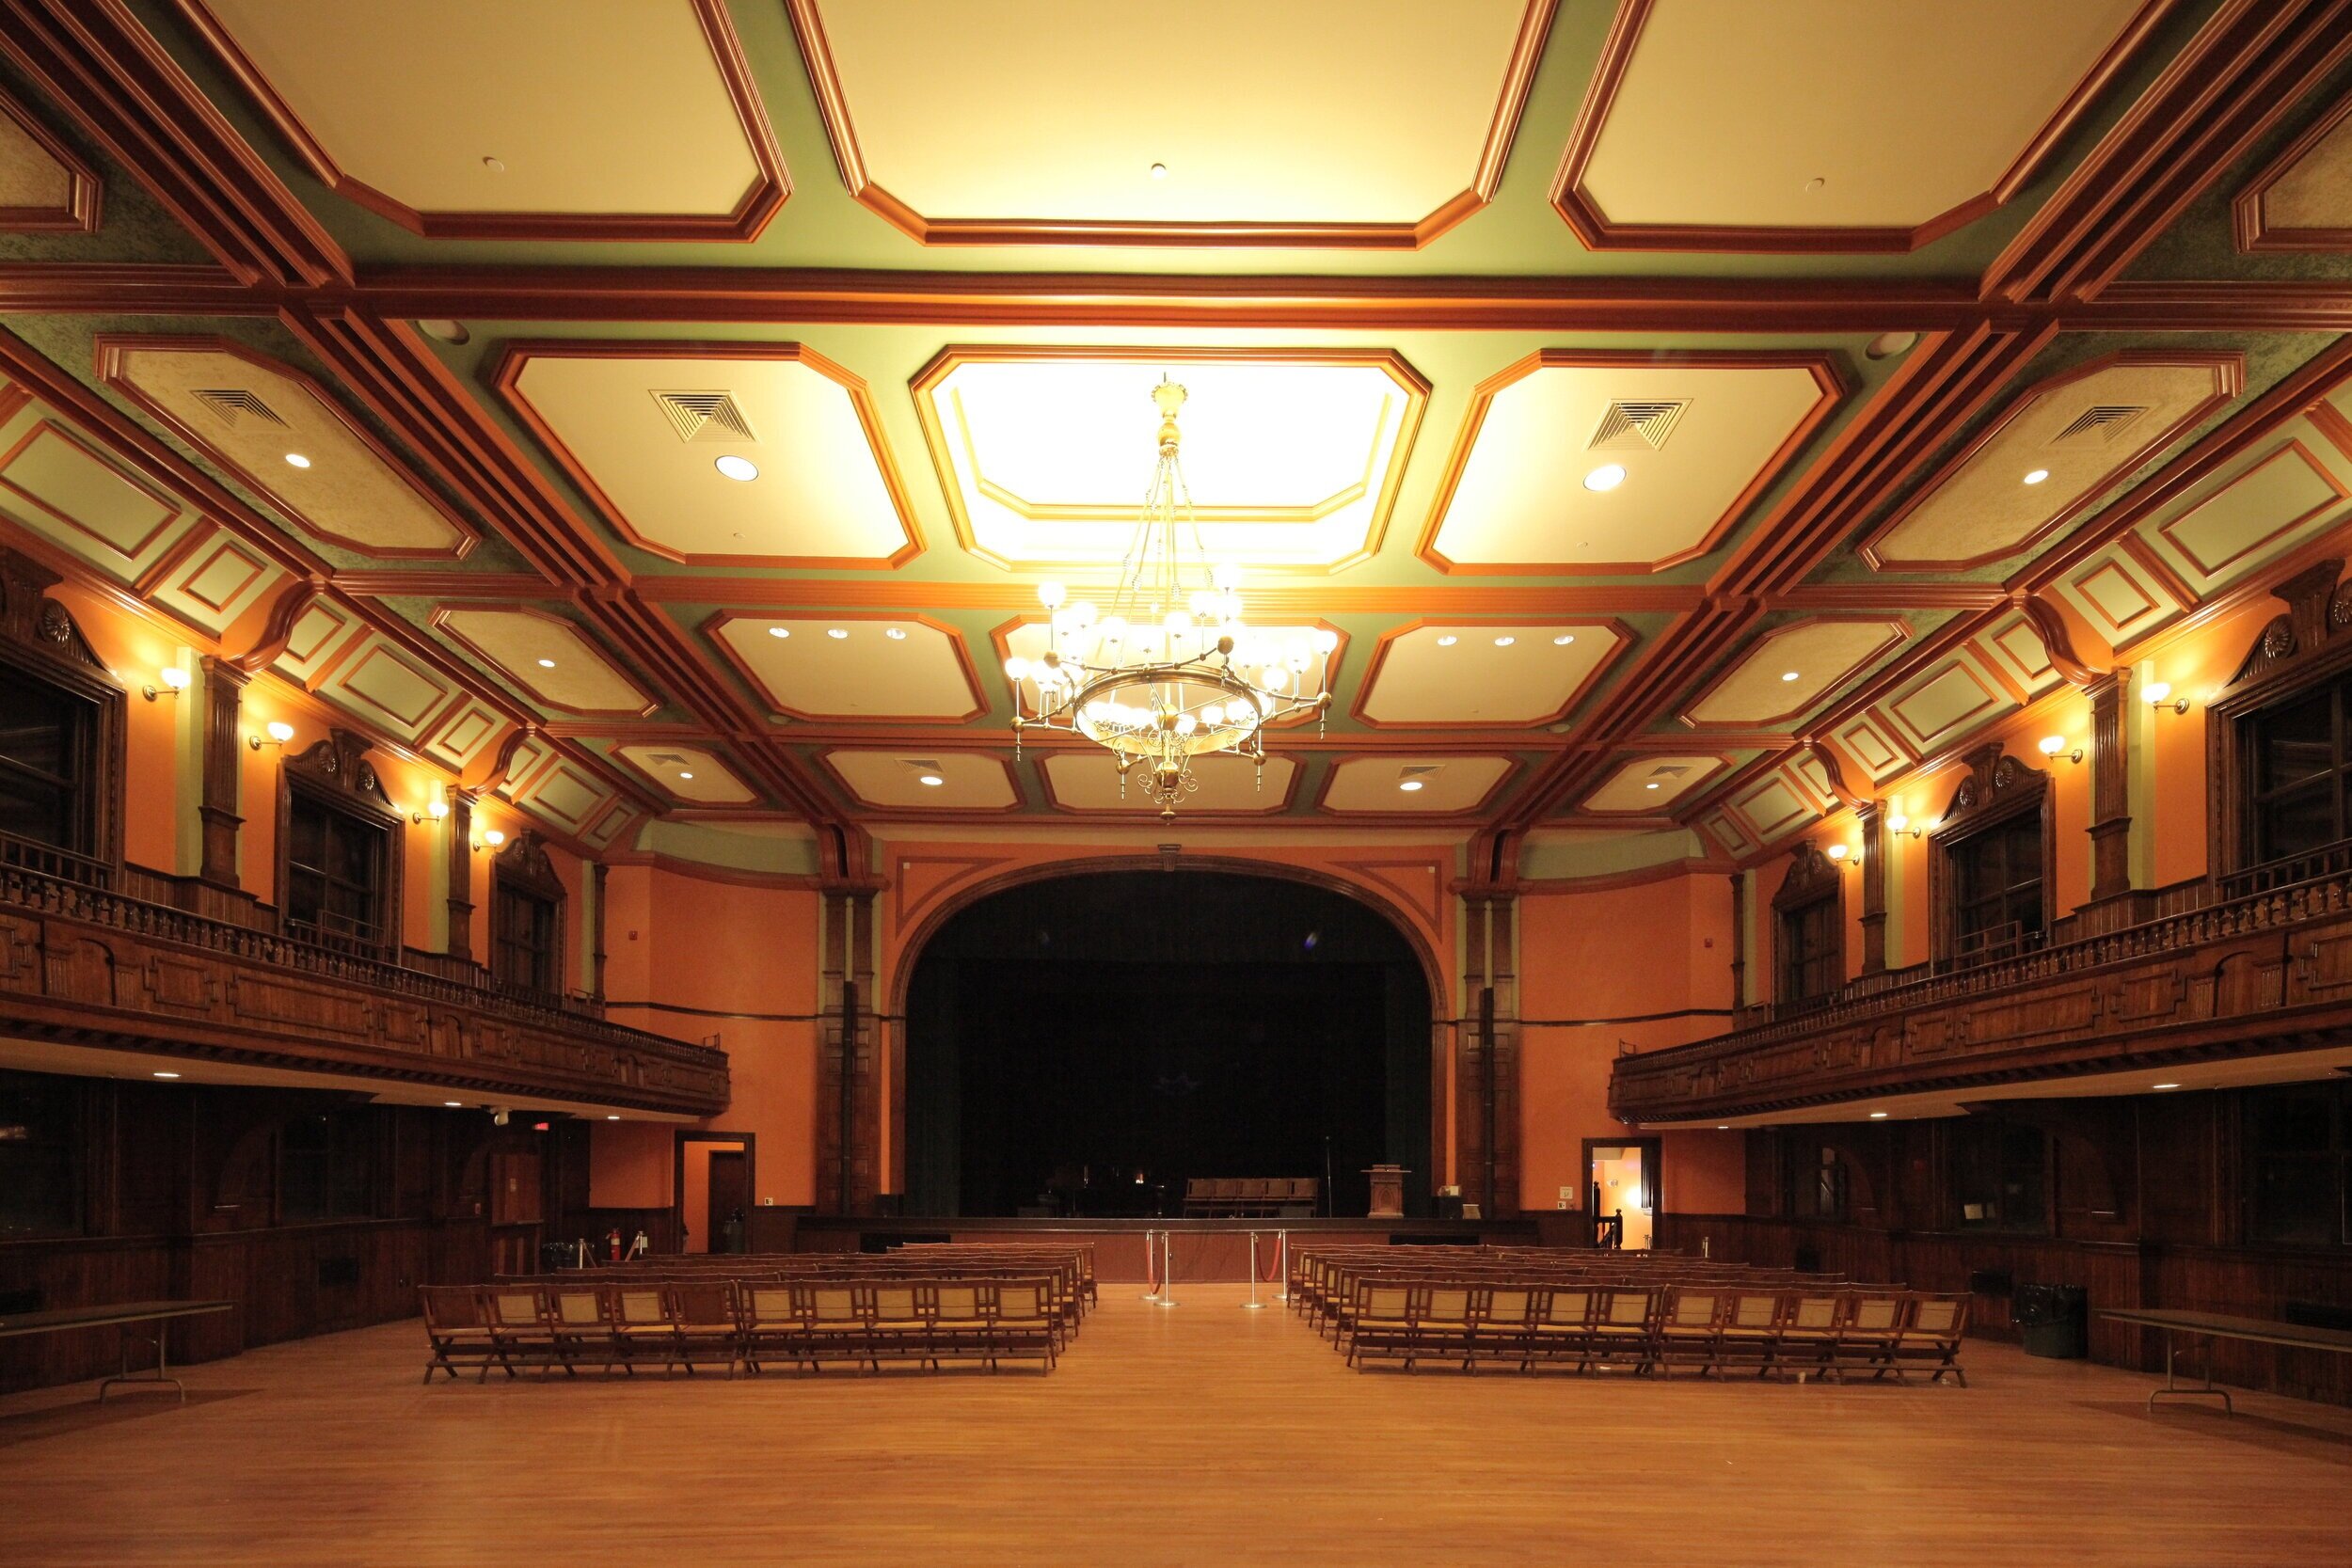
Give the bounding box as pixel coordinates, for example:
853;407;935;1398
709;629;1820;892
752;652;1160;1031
1981;616;2061;697
1684;619;1905;728
320;639;452;740
829;751;1018;810
1581;754;1726;814
188;0;763;220
713;615;980;721
2052;548;2185;650
1886;656;2013;752
1427;355;1836;572
1042;752;1295;814
1836;715;1910;782
612;744;756;804
272;600;358;685
1731;773;1816;843
504;347;913;565
2146;438;2349;591
0;96;95;228
1865;356;2239;569
1359;623;1623;726
1575;0;2152;231
1323;755;1511;814
2236;96;2352;247
516;762;611;834
151;534;281;636
422;701;505;771
437;608;655;717
916;350;1423;572
0;422;190;575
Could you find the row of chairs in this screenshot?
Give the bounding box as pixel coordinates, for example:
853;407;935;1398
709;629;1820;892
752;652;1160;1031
548;1243;1099;1304
1183;1177;1320;1216
1289;1247;1833;1337
421;1277;1065;1381
1335;1279;1968;1382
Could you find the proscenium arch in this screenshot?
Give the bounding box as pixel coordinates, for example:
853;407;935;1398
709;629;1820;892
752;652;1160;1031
882;853;1454;1208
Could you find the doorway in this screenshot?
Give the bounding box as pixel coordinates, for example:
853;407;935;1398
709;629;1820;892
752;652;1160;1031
674;1132;754;1255
1582;1137;1661;1250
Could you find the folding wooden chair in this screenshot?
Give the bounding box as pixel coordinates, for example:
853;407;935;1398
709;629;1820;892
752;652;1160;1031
482;1287;558;1379
612;1287;684;1376
1526;1287;1597;1372
1408;1286;1473;1373
740;1286;799;1374
548;1285;617;1375
1717;1291;1785;1378
1347;1283;1412;1370
420;1285;501;1384
1891;1293;1970;1386
1772;1292;1843;1383
800;1284;866;1371
1588;1289;1660;1373
669;1282;740;1377
929;1283;990;1369
990;1278;1058;1370
1835;1291;1906;1383
868;1284;926;1370
1469;1287;1533;1374
1658;1288;1728;1378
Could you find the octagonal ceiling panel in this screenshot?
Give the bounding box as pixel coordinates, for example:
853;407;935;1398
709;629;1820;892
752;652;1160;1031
0;92;99;231
1863;353;2243;571
1041;752;1296;814
434;607;656;717
1358;622;1627;727
1422;352;1841;574
180;0;785;240
97;336;472;558
1322;755;1513;815
501;342;915;567
1682;618;1908;729
612;743;756;804
995;616;1339;722
710;613;982;722
1581;754;1730;814
788;0;1552;246
2234;93;2352;251
916;348;1425;574
1555;0;2163;250
827;750;1018;811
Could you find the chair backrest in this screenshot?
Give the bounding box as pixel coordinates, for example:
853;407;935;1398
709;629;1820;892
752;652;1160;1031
1484;1288;1531;1325
933;1284;983;1322
1543;1289;1594;1325
1668;1290;1722;1328
1236;1179;1270;1202
748;1287;794;1324
1184;1178;1208;1198
1602;1290;1655;1328
1729;1292;1781;1329
809;1286;859;1323
999;1280;1051;1321
616;1289;666;1326
872;1286;918;1323
1208;1178;1237;1198
1295;1178;1321;1201
670;1281;736;1326
1849;1294;1902;1332
1911;1295;1966;1336
551;1288;606;1327
421;1284;483;1331
1424;1287;1470;1323
486;1289;545;1328
1361;1285;1410;1323
1789;1294;1839;1330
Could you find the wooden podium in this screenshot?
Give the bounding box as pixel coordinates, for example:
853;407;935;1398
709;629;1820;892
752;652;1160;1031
1364;1164;1406;1218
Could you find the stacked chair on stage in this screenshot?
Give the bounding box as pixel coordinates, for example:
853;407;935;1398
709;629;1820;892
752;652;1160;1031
1288;1244;1968;1384
1182;1177;1320;1217
421;1243;1092;1381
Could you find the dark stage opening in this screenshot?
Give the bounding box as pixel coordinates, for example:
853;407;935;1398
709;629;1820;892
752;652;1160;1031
904;870;1434;1218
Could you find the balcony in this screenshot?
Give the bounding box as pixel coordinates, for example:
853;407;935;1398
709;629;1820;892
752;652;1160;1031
1610;864;2352;1124
0;849;728;1117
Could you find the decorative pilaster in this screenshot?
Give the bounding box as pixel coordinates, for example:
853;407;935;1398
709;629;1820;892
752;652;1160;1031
815;882;881;1214
195;655;246;889
1728;873;1748;1008
1454;887;1520;1218
444;787;476;962
590;861;609;1000
2089;665;2134;901
1857;800;1889;974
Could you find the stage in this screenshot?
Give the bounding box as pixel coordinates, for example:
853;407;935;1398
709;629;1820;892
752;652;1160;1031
793;1215;1543;1283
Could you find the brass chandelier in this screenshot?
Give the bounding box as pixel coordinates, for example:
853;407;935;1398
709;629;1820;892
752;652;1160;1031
1005;378;1335;821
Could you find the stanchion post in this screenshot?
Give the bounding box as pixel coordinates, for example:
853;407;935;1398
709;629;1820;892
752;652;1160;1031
1140;1227;1162;1302
1157;1229;1178;1307
1243;1230;1265;1309
1275;1228;1289;1303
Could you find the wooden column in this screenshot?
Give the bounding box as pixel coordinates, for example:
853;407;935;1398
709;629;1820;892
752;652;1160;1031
195;655;246;889
1454;889;1520;1218
444;787;476;962
815;883;880;1214
1728;874;1748;1009
1857;800;1889;974
590;861;610;1000
2089;666;2134;901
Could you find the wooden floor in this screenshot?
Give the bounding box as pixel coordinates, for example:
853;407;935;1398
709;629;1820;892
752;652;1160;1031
2;1286;2347;1567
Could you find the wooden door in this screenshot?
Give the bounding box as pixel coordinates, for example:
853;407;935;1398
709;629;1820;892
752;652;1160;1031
707;1150;750;1254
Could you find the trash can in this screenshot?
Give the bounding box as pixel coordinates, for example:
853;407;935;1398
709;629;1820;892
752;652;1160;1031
2012;1283;2089;1358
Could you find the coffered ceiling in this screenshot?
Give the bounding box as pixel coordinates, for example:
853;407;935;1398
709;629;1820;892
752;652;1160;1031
0;0;2348;870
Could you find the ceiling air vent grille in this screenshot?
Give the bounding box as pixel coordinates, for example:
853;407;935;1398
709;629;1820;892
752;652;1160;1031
1399;764;1444;781
650;389;755;444
2052;404;2148;445
646;751;693;768
1648;763;1693;781
193;388;286;429
1589;398;1690;451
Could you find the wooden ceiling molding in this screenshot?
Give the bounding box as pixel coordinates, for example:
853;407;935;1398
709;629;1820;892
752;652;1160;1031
785;0;1556;248
1858;350;2244;572
1551;0;2173;254
173;0;787;244
1419;349;1846;576
0;87;100;231
2233;90;2352;251
494;339;919;570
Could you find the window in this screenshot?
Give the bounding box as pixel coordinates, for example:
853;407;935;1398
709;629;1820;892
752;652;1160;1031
1951;1117;2048;1233
2244;672;2352;869
492;872;561;993
1787;1144;1849;1222
284;790;389;951
1777;893;1840;1005
2249;1083;2351;1246
0;674;95;854
0;1070;78;1237
1947;813;2044;960
280;1110;374;1222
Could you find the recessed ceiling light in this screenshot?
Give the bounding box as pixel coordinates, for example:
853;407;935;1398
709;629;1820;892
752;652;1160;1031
1398;780;1425;792
535;657;555;669
1717;1125;1729;1131
1868;1111;1889;1118
1803;176;1826;193
885;627;907;641
714;454;758;482
2023;468;2050;485
1781;670;1801;682
1552;634;1575;646
1645;782;1661;790
1493;636;1516;647
482;155;505;172
767;626;790;639
677;770;694;781
443;1101;462;1107
1436;635;1458;647
2153;1082;2182;1091
417;318;469;345
605;1115;620;1121
283;452;311;469
827;627;849;640
918;773;945;787
1583;463;1627;493
1150;162;1168;180
152;1070;181;1079
1864;330;1918;360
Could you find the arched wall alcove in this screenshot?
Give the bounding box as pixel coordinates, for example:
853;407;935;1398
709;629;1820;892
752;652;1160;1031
892;861;1441;1217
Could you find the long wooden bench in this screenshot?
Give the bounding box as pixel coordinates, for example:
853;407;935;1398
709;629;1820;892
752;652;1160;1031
1183;1177;1320;1216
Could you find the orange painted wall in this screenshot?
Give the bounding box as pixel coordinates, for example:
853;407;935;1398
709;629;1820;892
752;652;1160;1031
589;1120;673;1208
53;583;183;870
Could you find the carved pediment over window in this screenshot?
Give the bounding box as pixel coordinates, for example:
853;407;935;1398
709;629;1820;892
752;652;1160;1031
1772;839;1842;911
286;727;397;816
493;829;563;900
1935;741;2045;832
2225;559;2352;690
0;546;103;671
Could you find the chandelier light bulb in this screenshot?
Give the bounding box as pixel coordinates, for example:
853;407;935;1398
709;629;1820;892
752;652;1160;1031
1174;713;1198;736
1313;628;1339;654
1098;616;1126;643
1070;601;1098;627
1038;580;1067;609
1004;657;1030;680
1212;562;1240;592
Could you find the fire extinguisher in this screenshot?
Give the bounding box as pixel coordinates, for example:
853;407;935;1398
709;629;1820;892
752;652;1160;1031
606;1227;623;1262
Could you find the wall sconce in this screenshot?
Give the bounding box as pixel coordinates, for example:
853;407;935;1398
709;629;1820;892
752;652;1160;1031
1885;812;1922;839
2144;681;2190;715
1826;843;1853;866
143;666;190;703
2037;733;2084;765
471;827;506;854
412;798;451;827
246;721;295;751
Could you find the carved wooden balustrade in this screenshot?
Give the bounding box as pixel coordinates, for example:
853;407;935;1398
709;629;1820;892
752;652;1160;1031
0;854;729;1117
1610;863;2352;1124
